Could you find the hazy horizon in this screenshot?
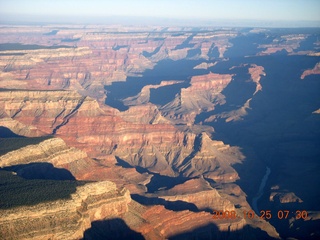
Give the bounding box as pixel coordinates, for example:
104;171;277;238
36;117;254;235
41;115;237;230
1;0;320;27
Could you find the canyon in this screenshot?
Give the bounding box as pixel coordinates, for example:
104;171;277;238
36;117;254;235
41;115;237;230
0;25;319;239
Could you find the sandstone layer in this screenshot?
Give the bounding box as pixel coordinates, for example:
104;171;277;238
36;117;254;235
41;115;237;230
0;180;131;240
0;89;243;183
0;26;237;101
3;25;318;239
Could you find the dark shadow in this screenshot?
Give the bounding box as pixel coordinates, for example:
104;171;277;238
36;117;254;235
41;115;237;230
115;156;133;168
115;158;191;194
112;44;128;50
0;126;25;138
0;43;73;51
194;30;320;239
61;38;81;42
173;34;196;50
142;43;163;57
208;45;220;59
195;64;256;123
179;134;202;168
84;218;278;240
83;218;144;240
296;33;319;52
280;218;320;240
142;170;189;193
187;48;201;58
104;58;207;111
116;158;191;194
131;194;199;212
0;135;53;155
2;162;76;180
150;81;189;106
43;30;59;35
0;52;26;56
169;223;277;240
0;169;84;209
224;32;272;58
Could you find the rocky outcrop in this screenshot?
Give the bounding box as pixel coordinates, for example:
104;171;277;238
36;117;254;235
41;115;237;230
203;64;266;123
125;199;280;240
176;132;242;182
258;34;307;55
0;181;131;240
0;90;99;135
0;117;45;137
118;104;170;124
301;62;320;79
313;108;320;114
156;178;235;211
0;89;243;182
0;26;237;100
123;81;183;106
193;62;216;69
4;25;312;239
0;131;275;240
269;192;303;203
125;200;247;240
190;31;237;58
0;133;135;240
248;64;266;94
0;137;87;168
161;72;232;123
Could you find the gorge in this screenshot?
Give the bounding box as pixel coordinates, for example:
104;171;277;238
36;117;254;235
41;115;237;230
0;24;319;239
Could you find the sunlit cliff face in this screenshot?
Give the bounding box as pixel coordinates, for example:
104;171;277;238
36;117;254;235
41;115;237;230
0;25;319;240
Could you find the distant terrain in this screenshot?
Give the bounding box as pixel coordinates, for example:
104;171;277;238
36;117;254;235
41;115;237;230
0;25;319;240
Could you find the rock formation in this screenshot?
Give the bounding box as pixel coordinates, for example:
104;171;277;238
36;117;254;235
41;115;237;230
0;89;243;183
2;25;319;239
0;138;87;168
258;34;308;55
301;62;320;79
0;180;131;240
0;135;278;240
160;72;232;123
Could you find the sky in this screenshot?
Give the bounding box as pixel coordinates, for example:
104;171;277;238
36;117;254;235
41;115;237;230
0;0;320;27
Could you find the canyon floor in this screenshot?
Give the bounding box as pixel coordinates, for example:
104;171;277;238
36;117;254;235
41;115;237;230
0;25;319;240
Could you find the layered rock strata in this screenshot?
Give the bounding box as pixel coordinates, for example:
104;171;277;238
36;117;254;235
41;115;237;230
0;138;87;168
0;26;236;99
0;90;243;182
160;72;233;123
0;181;131;240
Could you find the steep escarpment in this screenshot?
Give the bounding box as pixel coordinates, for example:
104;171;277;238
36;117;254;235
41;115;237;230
198;64;266;123
0;180;131;240
160;72;233;123
0;89;243;183
147;178;279;239
0;133;277;240
0;26;237;101
0;117;45;137
4;26;318;239
118;104;170;124
57;108;242;182
124;200;279;240
122;80;184;107
0;137;87;168
0;90;106;135
257;33;309;55
154;178;235;211
0;132;133;240
126;201;246;240
0;88;273;238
